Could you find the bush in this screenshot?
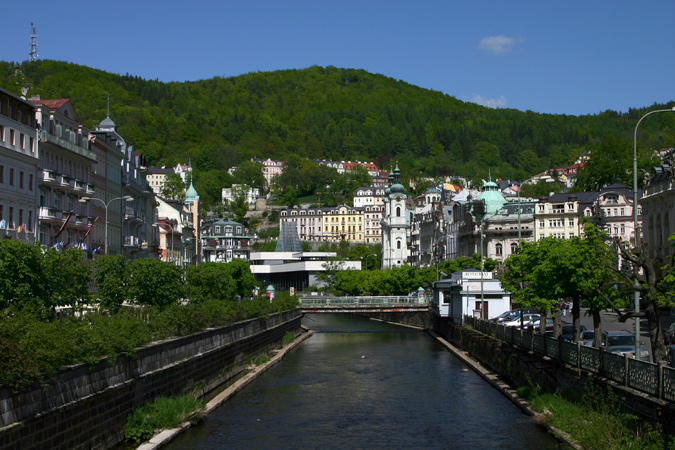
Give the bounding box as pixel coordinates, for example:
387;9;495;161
124;395;204;443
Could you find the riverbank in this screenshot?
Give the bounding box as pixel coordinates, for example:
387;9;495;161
135;326;314;450
428;329;582;449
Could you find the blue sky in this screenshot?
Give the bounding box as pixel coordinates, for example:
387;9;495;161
2;1;674;116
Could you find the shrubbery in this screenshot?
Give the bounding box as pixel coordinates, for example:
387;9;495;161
0;240;300;391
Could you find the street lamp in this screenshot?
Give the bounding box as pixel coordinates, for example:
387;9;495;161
79;195;132;255
362;253;376;273
153;222;176;264
632;106;675;357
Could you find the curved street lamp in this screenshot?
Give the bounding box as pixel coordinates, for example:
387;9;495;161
632;107;675;357
79;195;132;255
362;253;376;273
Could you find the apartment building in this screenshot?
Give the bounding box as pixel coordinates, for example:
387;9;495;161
0;88;39;242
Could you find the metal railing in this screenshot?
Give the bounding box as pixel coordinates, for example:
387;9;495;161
465;316;675;402
299;296;428;307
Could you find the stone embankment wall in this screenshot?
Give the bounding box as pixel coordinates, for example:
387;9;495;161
350;310;433;329
433;316;675;434
0;310;302;450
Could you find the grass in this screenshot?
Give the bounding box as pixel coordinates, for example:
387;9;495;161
283;331;295;345
124;394;205;443
518;382;671;450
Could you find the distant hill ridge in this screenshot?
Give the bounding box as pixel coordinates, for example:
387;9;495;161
0;60;671;186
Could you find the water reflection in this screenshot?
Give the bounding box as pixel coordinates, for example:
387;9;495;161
166;314;561;449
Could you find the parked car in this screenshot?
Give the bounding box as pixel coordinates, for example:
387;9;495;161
490;309;539;323
664;323;675;344
561;323;587;341
601;330;650;361
502;314;540;327
524;317;554;333
582;330;595;346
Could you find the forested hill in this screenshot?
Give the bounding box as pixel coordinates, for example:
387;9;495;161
1;60;672;186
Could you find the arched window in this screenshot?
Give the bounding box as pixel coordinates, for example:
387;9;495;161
396;240;401;249
495;243;503;256
396;206;401;217
511;243;518;254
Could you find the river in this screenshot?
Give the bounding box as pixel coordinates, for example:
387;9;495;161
165;314;561;449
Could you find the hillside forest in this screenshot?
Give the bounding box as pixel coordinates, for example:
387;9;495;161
1;60;674;210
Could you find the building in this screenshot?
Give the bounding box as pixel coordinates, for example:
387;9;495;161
279;205;366;243
146;166;175;195
0;88;39;243
222;184;260;205
201;217;250;264
641;148;674;261
93;114;155;259
432;269;511;322
33;99;97;249
248;251;361;292
381;164;410;269
252;158;283;187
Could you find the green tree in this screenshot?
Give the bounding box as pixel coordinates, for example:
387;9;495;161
128;259;183;309
185;262;235;303
223;258;258;299
161;173;186;201
41;248;92;311
233;160;266;193
93;254;129;311
0;240;45;311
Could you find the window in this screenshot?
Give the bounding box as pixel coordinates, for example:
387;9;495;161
397;240;401;249
28;211;33;231
511;243;518;254
19;171;24;190
10;129;15;146
9;207;13;229
495;243;503;256
20;133;25;149
28;174;33;191
0;165;3;183
9;168;14;186
396;206;401;217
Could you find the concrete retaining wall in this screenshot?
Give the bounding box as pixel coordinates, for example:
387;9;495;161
433;316;675;435
0;309;302;450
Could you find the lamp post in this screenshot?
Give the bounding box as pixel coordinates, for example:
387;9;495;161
632;107;675;357
363;253;376;273
153;222;175;264
79;195;132;255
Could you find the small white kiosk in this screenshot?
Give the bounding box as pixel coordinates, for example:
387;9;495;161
432;269;511;323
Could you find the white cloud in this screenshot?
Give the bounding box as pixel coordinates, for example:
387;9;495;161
469;95;508;109
479;35;519;55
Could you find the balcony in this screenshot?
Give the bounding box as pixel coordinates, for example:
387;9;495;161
38;129;97;162
39;168;58;185
70;178;85;192
124;236;140;247
39;206;57;220
85;183;95;195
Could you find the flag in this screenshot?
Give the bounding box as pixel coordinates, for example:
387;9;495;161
55;211;74;240
16;225;22;233
83;216;98;239
0;220;5;229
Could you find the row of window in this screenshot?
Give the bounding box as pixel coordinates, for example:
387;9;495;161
0;165;34;192
0;204;34;232
0;125;35;153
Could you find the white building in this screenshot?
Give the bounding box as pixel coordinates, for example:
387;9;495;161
432;269;511;322
381;164;410;269
642;149;675;261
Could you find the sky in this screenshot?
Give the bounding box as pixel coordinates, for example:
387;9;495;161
2;0;674;116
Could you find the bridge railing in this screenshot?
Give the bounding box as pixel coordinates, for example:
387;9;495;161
299;296;428;307
465;315;675;402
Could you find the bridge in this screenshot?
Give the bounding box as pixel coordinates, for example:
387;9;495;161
298;295;430;313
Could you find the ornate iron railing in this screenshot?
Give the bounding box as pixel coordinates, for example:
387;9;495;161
464;315;670;402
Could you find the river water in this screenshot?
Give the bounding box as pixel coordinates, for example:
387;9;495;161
165;314;561;449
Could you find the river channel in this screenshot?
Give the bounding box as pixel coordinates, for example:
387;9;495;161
165;314;562;449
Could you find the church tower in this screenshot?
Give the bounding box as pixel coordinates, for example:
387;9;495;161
381;163;409;269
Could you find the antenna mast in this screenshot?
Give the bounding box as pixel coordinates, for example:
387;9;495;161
29;23;38;61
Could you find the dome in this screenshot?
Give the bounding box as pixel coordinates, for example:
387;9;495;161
476;178;506;215
98;115;116;130
185;181;200;204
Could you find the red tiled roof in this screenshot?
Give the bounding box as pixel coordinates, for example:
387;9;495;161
31;99;69;110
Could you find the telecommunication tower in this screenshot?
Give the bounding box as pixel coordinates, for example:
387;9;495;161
29;23;38;61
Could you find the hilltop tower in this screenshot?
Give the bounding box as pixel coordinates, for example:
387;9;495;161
29;23;38;62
